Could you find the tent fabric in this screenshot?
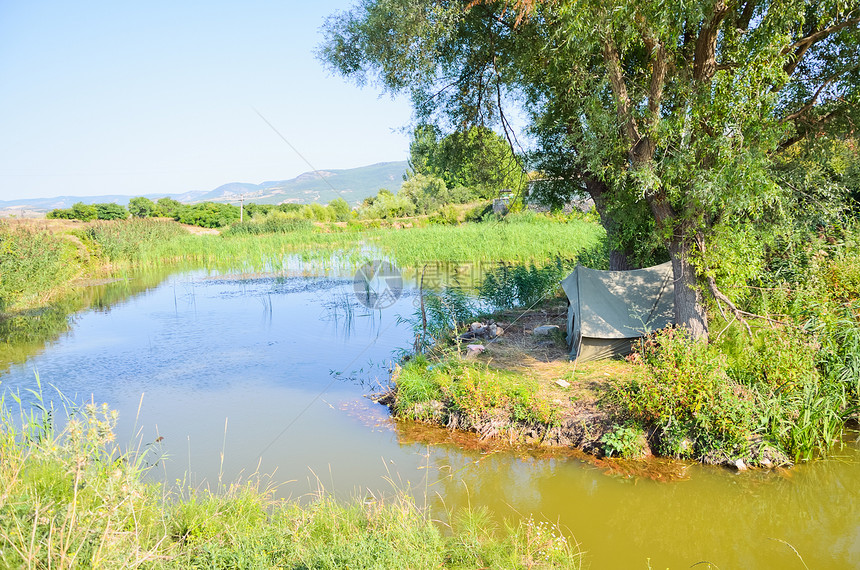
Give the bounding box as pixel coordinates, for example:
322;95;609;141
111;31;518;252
561;262;675;362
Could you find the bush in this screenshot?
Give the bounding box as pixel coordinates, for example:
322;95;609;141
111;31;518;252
615;329;756;458
176;202;240;228
94;202;128;220
128;196;156;218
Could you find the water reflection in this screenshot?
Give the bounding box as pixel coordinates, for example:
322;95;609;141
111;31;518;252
1;267;858;569
387;419;860;569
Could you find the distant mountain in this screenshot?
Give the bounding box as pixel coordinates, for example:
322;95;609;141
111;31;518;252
0;161;408;214
191;162;408;206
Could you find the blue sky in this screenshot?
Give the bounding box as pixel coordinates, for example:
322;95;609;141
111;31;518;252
0;1;413;201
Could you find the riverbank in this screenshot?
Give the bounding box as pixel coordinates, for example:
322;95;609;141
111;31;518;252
382;228;860;469
0;214;603;313
0;394;581;569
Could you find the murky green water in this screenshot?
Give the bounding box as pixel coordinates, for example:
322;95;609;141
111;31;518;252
2;268;858;569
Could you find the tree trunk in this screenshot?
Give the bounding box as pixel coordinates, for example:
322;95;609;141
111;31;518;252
585;179;638;270
646;189;709;341
668;234;709;341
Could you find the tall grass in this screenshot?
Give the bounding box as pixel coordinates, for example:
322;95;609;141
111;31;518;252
0;391;581;569
3;215;605;312
375;214;604;266
0;223;84;310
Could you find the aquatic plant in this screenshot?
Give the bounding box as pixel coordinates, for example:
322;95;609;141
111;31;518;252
479;258;573;311
0;223;83;310
0;390;582;569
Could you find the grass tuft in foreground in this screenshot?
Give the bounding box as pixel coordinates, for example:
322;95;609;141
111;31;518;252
0;390;581;569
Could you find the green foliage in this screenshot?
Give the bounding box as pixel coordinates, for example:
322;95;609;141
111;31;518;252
47;202;129;221
176;202;240;228
428;203;460;225
396;357;559;425
94;202;128;220
600;425;648;458
45;207;75;219
72;202;98;221
358;188;417;219
77;218;189;262
616;329;757;458
409;286;481;353
328;197;353;221
0;224;82;310
223;213;316;236
128;196;157;218
377;213;605;267
156;197;184;218
0;394;581;569
479;258;571;310
409;124;526;199
399;173;457;214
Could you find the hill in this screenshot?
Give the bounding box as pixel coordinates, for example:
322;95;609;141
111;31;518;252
0;161;408;215
193;162;407;206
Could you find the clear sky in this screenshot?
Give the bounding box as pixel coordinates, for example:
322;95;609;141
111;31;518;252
0;1;413;201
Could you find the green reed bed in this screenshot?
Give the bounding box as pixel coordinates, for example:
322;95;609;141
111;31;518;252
374;213;605;266
81;215;604;274
0;223;86;311
0;392;581;569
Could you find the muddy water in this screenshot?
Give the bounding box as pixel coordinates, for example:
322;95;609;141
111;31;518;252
1;269;858;569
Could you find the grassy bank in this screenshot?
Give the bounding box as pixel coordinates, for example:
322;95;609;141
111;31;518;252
0;214;603;312
0;393;581;569
386;228;860;468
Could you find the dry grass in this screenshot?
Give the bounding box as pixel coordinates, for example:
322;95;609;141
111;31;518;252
471;298;642;422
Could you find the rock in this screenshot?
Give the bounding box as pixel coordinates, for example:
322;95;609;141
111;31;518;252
533;325;560;336
465;344;485;358
733;459;748;471
760;458;773;468
459;321;503;341
555;379;571;388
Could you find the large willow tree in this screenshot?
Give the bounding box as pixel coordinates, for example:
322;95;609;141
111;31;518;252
321;0;860;339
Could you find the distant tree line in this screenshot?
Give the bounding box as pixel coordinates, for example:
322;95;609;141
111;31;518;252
47;202;129;221
46;127;521;229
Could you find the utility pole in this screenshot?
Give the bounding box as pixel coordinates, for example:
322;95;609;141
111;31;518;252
239;194;244;222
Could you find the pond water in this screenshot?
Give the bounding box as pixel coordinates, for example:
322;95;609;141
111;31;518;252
2;268;859;569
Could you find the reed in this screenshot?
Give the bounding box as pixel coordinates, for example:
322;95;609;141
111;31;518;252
0;390;582;569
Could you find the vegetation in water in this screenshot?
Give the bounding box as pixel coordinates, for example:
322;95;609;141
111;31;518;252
0;391;581;569
395;356;560;427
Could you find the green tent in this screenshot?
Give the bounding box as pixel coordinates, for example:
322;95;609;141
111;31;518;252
561;262;675;362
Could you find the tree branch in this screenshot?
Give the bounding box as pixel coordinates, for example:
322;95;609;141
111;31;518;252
783;15;860;55
782;16;860;77
778;107;842;150
694;0;730;82
707;275;753;336
737;0;757;31
643;35;668;127
781;75;837;123
602;36;641;146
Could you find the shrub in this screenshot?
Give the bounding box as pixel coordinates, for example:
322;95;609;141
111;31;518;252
176;202;240;228
614;329;757;458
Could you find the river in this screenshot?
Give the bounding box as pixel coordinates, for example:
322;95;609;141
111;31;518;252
1;268;858;569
